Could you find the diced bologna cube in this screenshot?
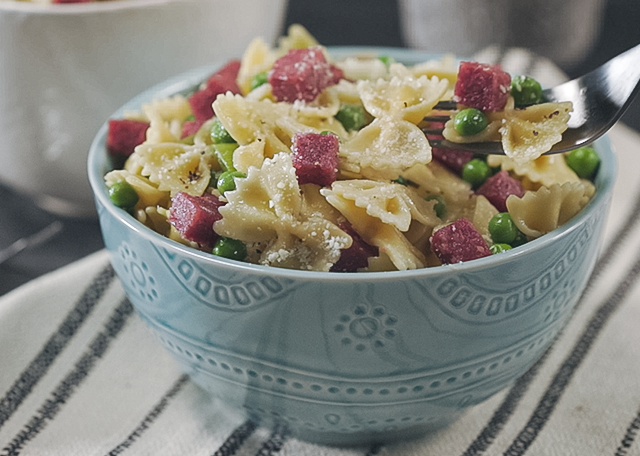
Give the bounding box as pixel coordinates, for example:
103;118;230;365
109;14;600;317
181;120;201;139
188;59;242;127
430;218;492;264
169;192;225;248
291;132;339;186
269;46;341;103
431;148;475;174
106;119;149;164
424;121;473;173
454;61;511;112
330;221;379;272
476;171;525;212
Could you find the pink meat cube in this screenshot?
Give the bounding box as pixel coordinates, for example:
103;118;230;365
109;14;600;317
476;171;525;212
431;148;475;174
188;60;241;127
424;121;473;173
291;132;339;186
430;218;492;264
169;192;225;248
106;119;149;161
205;59;241;92
454;61;511;112
269;46;341;103
181;120;201;138
330;222;378;272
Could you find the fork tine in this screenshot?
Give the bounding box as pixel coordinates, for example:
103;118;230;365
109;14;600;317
429;138;506;154
433;100;458;110
424;100;456;123
423;115;451;123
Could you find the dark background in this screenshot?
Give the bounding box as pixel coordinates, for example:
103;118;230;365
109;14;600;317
2;0;639;296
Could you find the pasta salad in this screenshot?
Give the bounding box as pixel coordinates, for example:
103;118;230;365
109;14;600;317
103;24;599;272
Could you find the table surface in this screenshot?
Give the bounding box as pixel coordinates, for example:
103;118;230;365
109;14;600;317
2;0;640;296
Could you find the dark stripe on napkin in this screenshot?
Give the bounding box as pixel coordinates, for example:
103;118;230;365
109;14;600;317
0;263;115;431
253;423;288;456
452;179;640;456
503;251;640;456
0;297;134;456
461;347;552;456
105;374;190;456
365;443;384;456
211;420;258;456
614;407;640;456
583;187;640;288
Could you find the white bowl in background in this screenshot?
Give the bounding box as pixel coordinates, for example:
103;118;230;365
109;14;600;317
0;0;288;217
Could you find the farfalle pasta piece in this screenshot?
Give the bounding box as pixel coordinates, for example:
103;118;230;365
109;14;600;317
237;37;278;95
141;95;193;144
215;153;351;271
127;143;215;196
506;181;596;238
275;23;320;53
407;54;458;93
487;153;580;190
213;93;293;158
357;72;449;124
321;188;426;270
275;111;349;144
232;140;266;174
334;79;362;105
340;117;432;180
141;95;192;123
326;180;439;232
335;56;389;82
289;86;341;118
400;161;473;222
500;99;573;162
104;169;169;210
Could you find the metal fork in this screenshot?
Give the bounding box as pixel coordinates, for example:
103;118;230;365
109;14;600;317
426;43;640;155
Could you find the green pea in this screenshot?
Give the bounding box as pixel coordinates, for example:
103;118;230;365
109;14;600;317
490;243;512;254
454;108;488;136
425;194;446;219
510;75;543;107
210;118;236;144
378;55;396;68
250;71;269;91
212;237;247;261
335;104;366;131
461;158;492;189
217;170;246;194
211;142;239;172
108;180;138;210
565;146;600;180
488;213;519;244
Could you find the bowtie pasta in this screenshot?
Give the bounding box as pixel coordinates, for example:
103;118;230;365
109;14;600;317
104;24;599;272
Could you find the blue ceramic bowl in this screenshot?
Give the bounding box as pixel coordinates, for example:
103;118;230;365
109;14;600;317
88;48;616;446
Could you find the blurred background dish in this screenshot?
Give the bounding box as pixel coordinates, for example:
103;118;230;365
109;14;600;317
0;0;287;218
398;0;608;69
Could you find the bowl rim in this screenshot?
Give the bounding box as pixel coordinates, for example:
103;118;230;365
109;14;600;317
0;0;194;15
88;45;617;284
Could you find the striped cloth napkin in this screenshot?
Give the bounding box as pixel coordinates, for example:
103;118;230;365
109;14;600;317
2;48;640;456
